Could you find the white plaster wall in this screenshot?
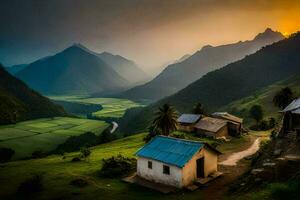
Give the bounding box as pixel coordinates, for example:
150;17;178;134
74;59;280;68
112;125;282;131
137;157;183;188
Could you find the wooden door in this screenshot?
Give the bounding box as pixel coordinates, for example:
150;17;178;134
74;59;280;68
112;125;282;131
196;157;205;178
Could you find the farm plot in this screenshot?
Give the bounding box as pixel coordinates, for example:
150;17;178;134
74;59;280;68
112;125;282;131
0;117;109;160
49;96;144;118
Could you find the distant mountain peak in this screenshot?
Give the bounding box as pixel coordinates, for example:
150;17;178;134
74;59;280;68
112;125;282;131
254;28;284;41
201;45;214;50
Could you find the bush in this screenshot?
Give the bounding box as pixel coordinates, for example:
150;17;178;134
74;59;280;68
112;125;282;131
0;147;15;163
250;118;277;131
54;131;116;154
99;154;136;178
70;178;89;188
18;174;43;194
143;132;157;143
80;147;91;159
170;132;186;139
71;157;81;162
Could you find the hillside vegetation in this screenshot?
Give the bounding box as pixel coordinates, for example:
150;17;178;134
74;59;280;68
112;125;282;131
0;65;67;125
222;73;300;125
0;132;259;200
120;32;300;134
120;28;284;101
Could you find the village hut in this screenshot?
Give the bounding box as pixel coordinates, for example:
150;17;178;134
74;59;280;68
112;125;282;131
211;112;243;136
177;114;201;132
194;116;229;138
281;98;300;135
136;136;221;188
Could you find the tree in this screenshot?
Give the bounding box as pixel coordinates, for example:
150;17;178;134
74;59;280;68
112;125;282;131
249;105;264;124
273;87;294;109
193;103;205;114
152;104;178;136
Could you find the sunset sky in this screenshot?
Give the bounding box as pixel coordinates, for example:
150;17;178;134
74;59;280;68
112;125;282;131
1;0;300;74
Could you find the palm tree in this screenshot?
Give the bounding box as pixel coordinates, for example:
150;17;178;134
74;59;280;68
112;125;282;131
152;104;178;136
273;87;294;109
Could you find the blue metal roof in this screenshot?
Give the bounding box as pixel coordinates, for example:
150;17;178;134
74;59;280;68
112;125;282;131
136;136;204;168
177;114;201;124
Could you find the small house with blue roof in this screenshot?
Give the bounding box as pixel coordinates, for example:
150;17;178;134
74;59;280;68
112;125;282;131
136;136;221;188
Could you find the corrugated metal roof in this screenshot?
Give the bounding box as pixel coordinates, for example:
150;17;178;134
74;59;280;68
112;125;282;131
212;112;243;123
292;107;300;114
283;98;300;112
195;117;227;133
177;114;201;124
136;136;204;168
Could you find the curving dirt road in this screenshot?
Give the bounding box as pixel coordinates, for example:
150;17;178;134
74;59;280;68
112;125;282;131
219;138;261;166
202;136;261;200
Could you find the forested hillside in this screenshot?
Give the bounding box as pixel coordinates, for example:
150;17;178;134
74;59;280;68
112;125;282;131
0;65;67;124
120;32;300;134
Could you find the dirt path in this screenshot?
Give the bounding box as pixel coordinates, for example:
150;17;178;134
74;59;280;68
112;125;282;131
202;136;261;200
219;138;260;166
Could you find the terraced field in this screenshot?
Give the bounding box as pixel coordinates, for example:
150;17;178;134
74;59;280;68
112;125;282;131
49;96;144;118
0;117;109;160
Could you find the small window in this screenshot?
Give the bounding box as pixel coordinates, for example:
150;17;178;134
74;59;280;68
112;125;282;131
163;165;170;175
148;161;152;169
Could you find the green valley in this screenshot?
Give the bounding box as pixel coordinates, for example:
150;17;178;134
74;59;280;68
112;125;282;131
49;96;145;119
0;117;109;160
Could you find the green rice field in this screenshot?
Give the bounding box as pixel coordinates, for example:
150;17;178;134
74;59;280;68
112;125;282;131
49;96;144;118
0;117;109;160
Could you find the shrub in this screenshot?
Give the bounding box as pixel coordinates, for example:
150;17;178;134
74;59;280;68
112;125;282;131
18;174;43;194
71;157;81;162
99;129;116;143
268;117;276;128
99;154;136;178
80;147;91;159
70;178;89;188
143;132;157;143
269;182;300;200
170;132;186;139
0;147;15;163
250;118;277;131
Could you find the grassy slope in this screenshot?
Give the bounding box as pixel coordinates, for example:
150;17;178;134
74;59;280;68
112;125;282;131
49;96;144;119
0;117;109;160
221;73;300;126
0;132;261;200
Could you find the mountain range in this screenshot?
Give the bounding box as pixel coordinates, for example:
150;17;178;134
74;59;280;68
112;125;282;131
120;31;300;134
5;64;28;75
15;44;148;95
120;28;285;101
0;64;67;124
